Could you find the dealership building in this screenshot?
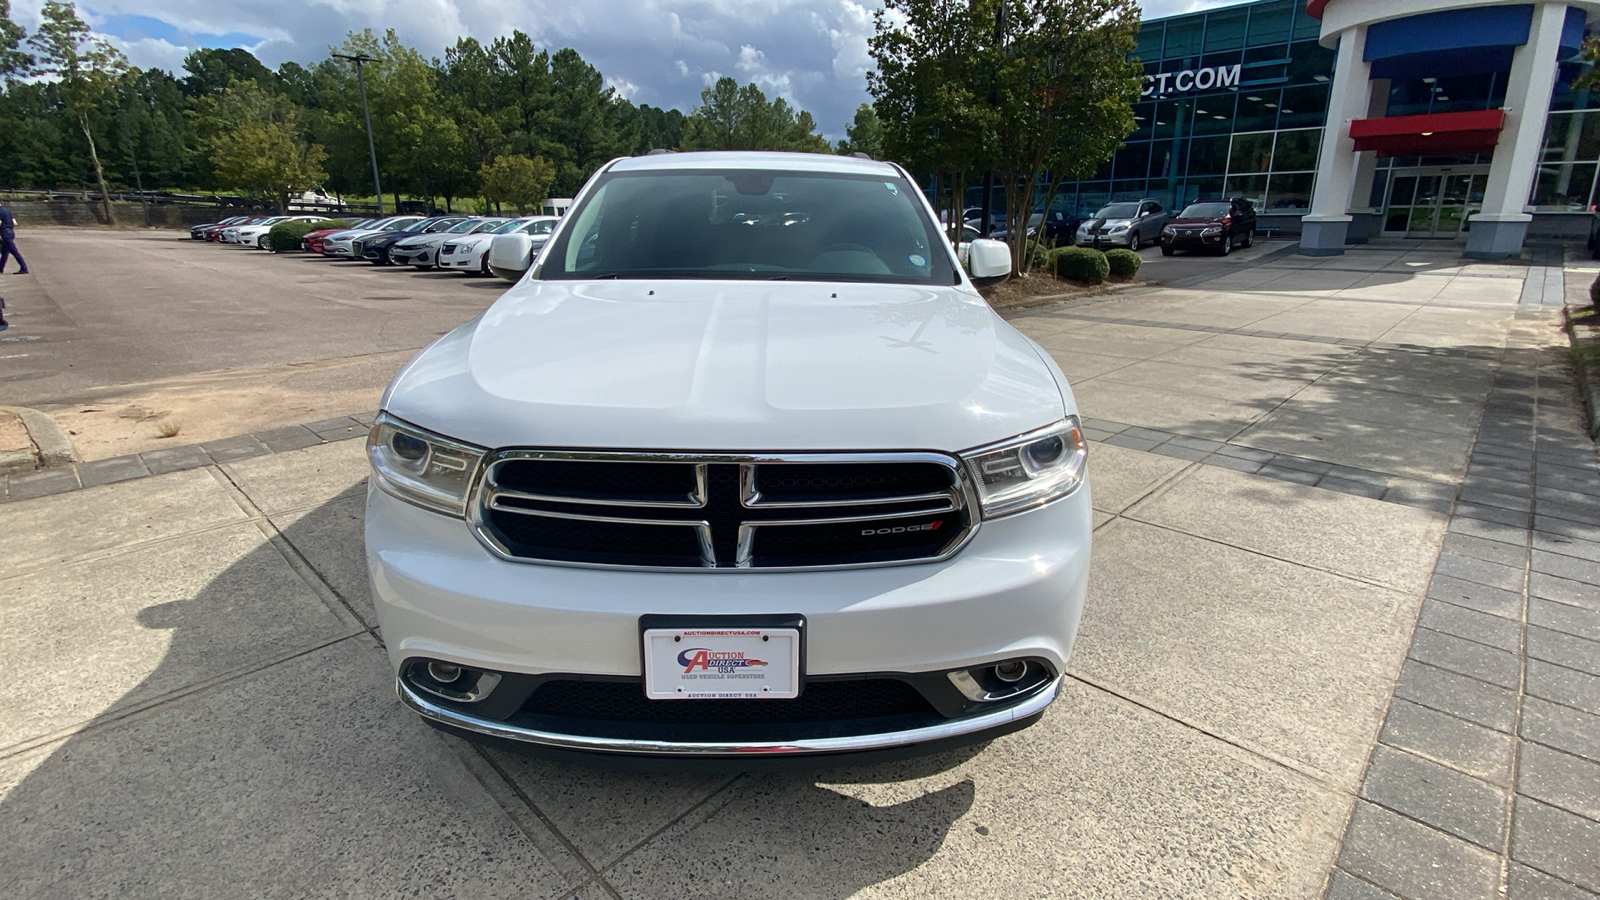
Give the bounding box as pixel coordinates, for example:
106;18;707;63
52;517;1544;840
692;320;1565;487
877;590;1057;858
1052;0;1600;257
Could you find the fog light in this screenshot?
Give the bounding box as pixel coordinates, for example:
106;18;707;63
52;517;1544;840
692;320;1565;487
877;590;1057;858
994;660;1028;683
427;662;462;683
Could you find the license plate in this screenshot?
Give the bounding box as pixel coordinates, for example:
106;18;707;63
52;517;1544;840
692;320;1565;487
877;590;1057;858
643;626;801;700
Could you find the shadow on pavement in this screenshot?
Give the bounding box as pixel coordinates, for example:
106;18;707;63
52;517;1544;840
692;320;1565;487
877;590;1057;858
0;483;976;896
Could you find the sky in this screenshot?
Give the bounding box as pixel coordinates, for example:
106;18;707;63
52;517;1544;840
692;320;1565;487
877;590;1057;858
8;0;1230;141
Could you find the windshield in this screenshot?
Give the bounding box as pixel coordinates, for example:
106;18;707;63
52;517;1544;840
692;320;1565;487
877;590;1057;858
468;219;508;233
446;219;483;234
1095;203;1140;219
520;219;556;235
490;219;533;234
539;169;956;284
380;218;421;231
1179;203;1232;218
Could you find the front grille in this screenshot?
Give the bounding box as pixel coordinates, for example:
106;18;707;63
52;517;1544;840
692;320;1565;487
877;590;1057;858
440;243;458;254
476;452;974;569
520;678;936;725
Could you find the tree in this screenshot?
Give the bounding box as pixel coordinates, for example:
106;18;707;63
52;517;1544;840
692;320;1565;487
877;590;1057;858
28;1;127;223
680;77;831;153
633;104;685;153
869;0;1002;242
479;153;555;214
194;81;328;211
836;103;884;158
991;0;1142;271
0;0;31;79
180;47;275;98
870;0;1143;272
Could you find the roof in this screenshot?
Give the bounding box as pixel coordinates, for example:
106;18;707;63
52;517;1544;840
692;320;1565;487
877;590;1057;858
607;150;898;176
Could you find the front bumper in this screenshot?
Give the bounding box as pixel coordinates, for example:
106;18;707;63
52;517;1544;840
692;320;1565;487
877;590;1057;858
1076;233;1129;248
393;247;434;266
1162;232;1224;250
323;240;355;257
366;477;1092;756
438;252;481;270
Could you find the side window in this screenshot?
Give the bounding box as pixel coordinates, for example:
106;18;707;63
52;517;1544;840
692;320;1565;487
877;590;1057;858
1149;202;1164;215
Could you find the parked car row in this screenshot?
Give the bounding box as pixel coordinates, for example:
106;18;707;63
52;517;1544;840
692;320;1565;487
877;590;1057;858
185;212;565;280
959;195;1257;258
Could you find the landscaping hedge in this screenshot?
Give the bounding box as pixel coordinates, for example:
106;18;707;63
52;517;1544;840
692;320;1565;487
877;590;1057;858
1104;248;1142;280
267;218;352;252
1052;246;1109;285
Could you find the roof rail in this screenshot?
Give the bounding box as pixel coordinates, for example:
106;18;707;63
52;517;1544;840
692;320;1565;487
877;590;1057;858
849;152;872;160
645;148;675;156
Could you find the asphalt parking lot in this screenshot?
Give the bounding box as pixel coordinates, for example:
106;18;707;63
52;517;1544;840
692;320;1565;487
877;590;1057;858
2;232;1599;899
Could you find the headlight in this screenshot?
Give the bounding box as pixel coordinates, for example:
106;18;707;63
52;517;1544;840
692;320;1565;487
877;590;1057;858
960;418;1088;518
1109;224;1128;232
1161;226;1176;236
1203;226;1223;235
368;413;487;517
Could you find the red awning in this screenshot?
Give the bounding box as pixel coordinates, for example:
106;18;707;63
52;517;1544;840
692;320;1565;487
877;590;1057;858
1307;0;1330;19
1348;109;1507;156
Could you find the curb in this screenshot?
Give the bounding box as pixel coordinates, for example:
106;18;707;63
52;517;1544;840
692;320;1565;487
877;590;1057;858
1564;308;1600;440
0;405;78;469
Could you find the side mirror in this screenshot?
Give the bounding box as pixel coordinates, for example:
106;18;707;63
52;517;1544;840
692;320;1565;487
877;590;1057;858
967;238;1012;286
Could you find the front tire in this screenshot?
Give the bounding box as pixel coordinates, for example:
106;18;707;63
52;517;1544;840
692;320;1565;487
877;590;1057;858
1220;233;1233;256
1128;231;1139;250
1241;228;1254;248
1161;245;1174;257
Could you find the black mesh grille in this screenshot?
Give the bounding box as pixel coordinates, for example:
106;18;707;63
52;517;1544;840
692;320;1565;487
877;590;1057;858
480;456;968;568
496;459;697;504
520;679;935;724
752;462;953;504
489;511;703;567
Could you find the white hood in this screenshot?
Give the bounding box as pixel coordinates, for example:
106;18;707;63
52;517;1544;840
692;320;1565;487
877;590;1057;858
382;279;1073;453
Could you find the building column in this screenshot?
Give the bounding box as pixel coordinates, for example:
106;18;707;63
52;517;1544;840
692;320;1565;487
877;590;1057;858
1465;2;1567;259
1347;78;1390;244
1300;24;1371;256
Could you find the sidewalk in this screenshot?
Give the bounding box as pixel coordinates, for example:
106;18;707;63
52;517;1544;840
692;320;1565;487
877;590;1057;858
1;240;1596;898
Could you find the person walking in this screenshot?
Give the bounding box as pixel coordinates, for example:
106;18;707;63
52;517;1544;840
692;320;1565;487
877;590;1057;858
0;204;28;275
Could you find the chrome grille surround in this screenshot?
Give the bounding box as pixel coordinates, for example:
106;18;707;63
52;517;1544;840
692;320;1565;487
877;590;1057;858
471;449;980;572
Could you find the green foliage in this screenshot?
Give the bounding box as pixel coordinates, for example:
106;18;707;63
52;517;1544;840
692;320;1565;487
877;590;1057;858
0;0;31;78
28;1;128;222
180;47;275;98
870;0;1143;271
1052;247;1109;284
479;153;556;214
836;104;884;158
0;21;835;209
680;77;831;153
195;81;327;210
1027;239;1051;271
1104;248;1142;279
266;218;338;252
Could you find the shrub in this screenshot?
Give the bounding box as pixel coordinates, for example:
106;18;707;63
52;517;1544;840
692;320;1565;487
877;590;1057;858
1104;248;1142;280
1027;239;1051;272
1051;246;1109;285
267;218;353;252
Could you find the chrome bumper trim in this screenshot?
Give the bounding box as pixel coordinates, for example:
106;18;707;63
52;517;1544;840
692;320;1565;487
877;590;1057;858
397;675;1059;756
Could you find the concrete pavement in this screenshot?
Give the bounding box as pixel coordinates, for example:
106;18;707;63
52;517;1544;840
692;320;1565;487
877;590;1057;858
2;239;1597;898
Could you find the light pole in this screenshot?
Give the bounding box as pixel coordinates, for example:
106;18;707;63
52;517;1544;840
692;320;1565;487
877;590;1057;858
334;52;384;215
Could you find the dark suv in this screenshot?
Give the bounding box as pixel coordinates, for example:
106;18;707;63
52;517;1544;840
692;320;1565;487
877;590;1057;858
1160;198;1257;256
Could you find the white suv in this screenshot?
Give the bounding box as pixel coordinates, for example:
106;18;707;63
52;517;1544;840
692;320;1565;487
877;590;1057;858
365;151;1092;762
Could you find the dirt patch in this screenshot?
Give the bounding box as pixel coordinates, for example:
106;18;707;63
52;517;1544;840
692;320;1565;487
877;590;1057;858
0;412;30;454
44;350;412;461
980;272;1147;310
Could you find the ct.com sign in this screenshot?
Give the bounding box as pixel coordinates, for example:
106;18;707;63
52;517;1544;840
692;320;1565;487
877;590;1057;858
1142;64;1241;97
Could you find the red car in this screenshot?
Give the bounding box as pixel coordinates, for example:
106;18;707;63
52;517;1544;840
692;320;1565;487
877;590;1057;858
304;224;359;255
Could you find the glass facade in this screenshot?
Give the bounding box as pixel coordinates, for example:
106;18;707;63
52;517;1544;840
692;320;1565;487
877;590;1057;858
1053;0;1600;224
